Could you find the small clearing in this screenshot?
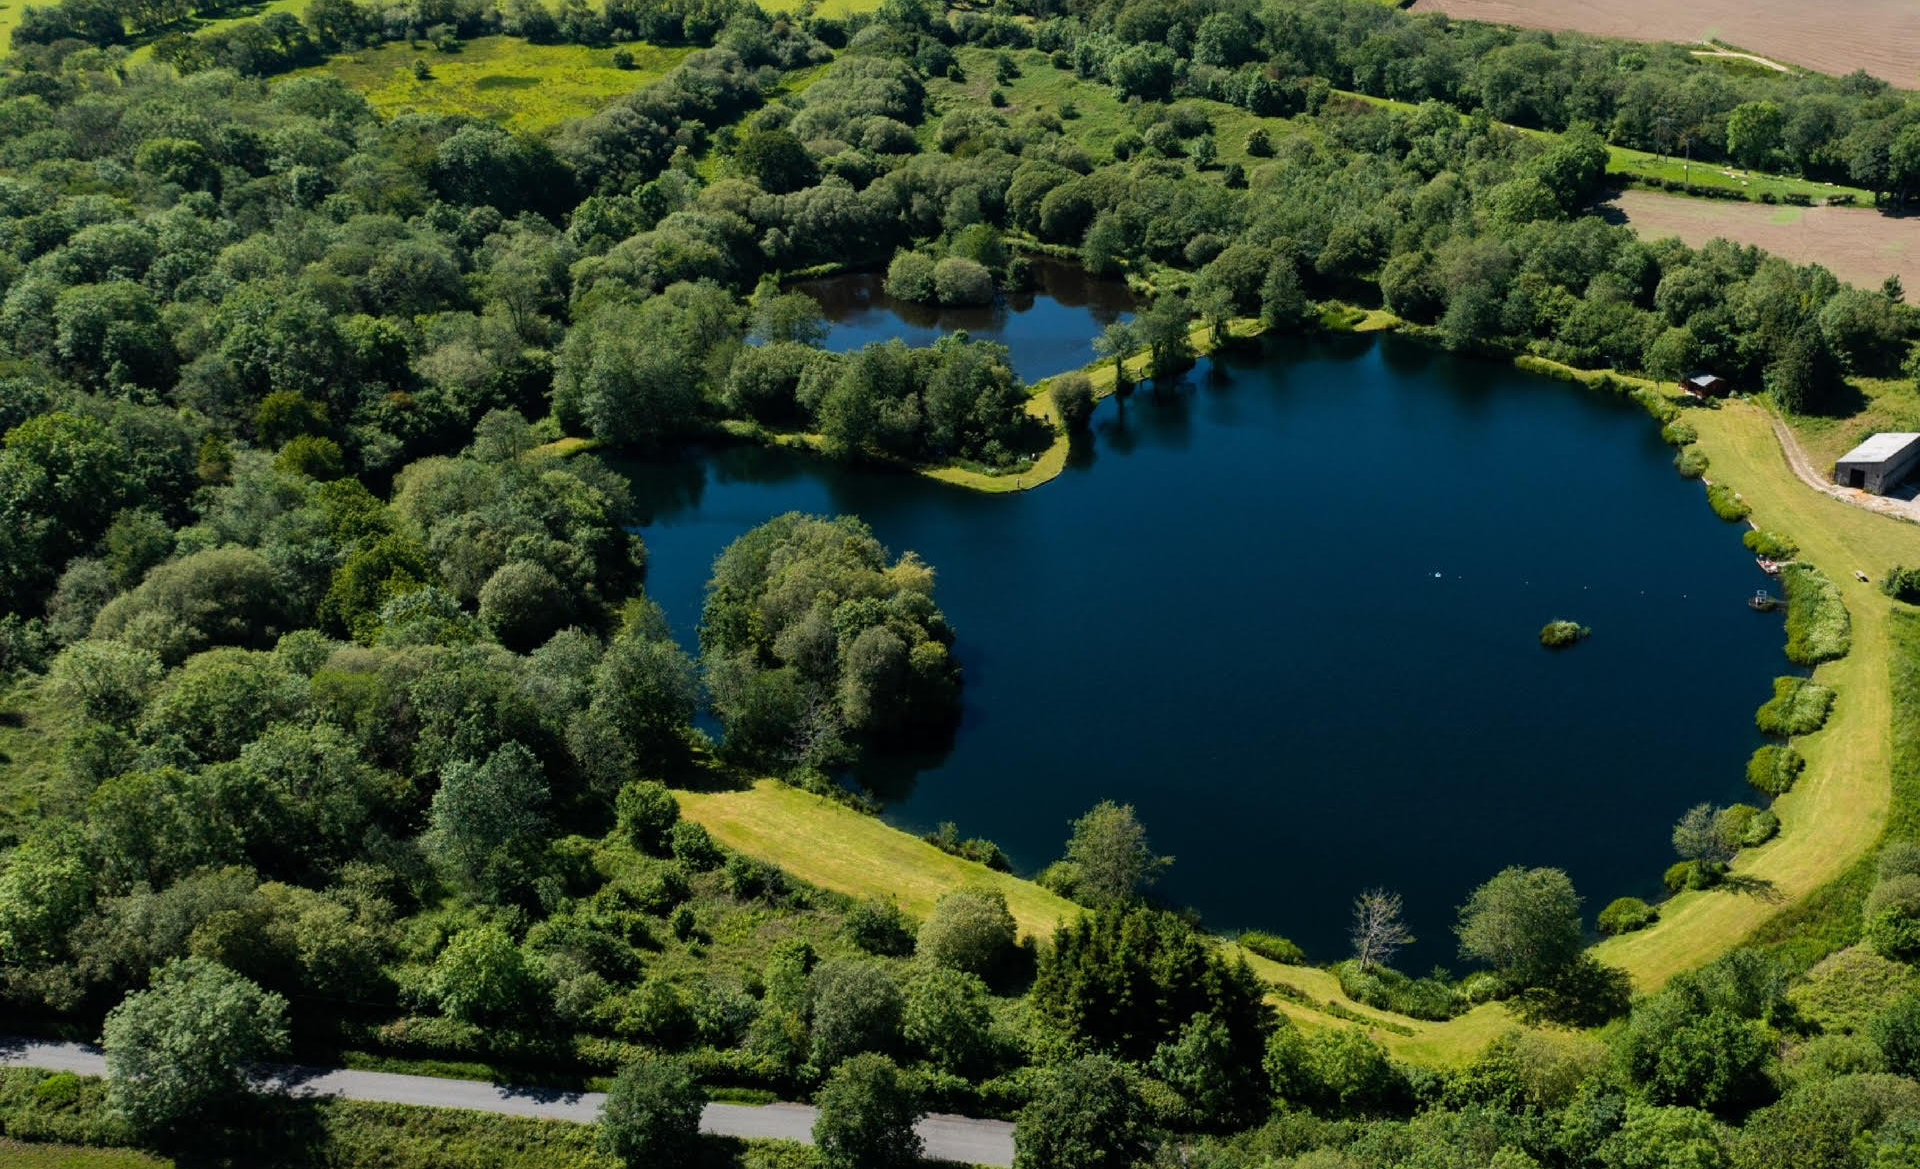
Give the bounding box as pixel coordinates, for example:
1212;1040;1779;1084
1607;189;1920;300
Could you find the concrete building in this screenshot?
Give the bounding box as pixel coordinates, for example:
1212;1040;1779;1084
1834;432;1920;494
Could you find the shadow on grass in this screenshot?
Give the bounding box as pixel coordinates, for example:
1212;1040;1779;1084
1722;873;1785;902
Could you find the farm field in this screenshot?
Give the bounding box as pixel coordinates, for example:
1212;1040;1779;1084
1409;0;1920;87
296;37;689;133
1608;189;1920;301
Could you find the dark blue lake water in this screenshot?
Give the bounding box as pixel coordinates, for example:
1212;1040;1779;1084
787;257;1135;384
622;319;1783;965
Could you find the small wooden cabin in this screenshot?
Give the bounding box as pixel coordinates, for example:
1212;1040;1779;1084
1683;372;1731;398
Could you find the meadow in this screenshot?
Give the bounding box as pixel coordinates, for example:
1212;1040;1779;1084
298;37;691;134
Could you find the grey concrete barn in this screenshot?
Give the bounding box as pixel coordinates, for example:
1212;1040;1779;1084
1834;432;1920;495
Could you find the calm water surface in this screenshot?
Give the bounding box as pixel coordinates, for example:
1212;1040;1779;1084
623;313;1783;963
786;258;1135;384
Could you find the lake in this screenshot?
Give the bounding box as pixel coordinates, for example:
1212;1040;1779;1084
621;315;1784;964
786;257;1135;384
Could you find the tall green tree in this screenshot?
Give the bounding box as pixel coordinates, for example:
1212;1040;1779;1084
1456;866;1585;987
102;957;289;1138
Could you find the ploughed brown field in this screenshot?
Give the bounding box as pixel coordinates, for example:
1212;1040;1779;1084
1606;189;1920;297
1409;0;1920;87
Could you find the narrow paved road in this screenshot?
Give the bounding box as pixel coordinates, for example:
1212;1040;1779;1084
0;1037;1015;1167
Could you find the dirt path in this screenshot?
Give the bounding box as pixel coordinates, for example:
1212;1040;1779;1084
1691;48;1790;74
1768;414;1920;526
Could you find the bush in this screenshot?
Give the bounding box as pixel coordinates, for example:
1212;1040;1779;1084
1598;897;1659;935
1706;482;1751;521
1744;809;1780;846
1661;420;1698;446
1050;373;1096;433
1332;960;1464;1021
1756;676;1836;736
1745;529;1799;560
917;890;1018;978
1747;744;1806;796
1881;842;1920;883
1782;564;1852;665
1885;565;1920;603
1675;446;1710;479
1664;861;1698;892
1540;620;1590;648
1238;931;1306;965
616;781;680;854
884;250;937;302
845;898;917;957
671;820;725;870
933;257;995;307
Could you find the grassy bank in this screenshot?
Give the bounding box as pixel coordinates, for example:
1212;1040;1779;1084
1594;396;1908;985
676;780;1079;940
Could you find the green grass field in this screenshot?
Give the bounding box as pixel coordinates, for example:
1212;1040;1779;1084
296;37;690;134
1603;145;1872;206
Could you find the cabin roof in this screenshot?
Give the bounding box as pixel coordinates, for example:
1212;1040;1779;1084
1838;433;1920;465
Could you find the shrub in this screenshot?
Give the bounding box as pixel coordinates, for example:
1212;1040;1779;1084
616;781;680;854
1540;620;1590;648
1885;565;1920;603
1598;897;1659;935
1661;421;1697;446
671;820;725;871
1675;446;1710;479
1745;529;1799;560
1747;744;1806;796
1743;809;1780;846
923;821;1011;871
1332;960;1464;1021
1664;861;1698;892
884;250;937;302
1706;482;1751;521
1238;931;1306;965
1050;373;1096;433
1782;564;1852;665
1881;842;1920;883
845;898;917;957
933;257;995;307
1756;676;1836;736
917;890;1017;978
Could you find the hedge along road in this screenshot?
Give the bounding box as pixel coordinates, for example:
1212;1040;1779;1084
0;1038;1018;1168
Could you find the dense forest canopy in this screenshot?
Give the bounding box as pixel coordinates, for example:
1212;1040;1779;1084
1;0;1919;1165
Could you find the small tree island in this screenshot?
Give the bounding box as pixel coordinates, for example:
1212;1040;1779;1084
1540;620;1591;649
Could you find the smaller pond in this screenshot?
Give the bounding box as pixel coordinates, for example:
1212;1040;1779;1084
787;257;1136;385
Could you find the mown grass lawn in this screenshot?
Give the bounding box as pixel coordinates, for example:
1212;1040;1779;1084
297;37;690;134
1594;396;1917;987
675;779;1079;941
